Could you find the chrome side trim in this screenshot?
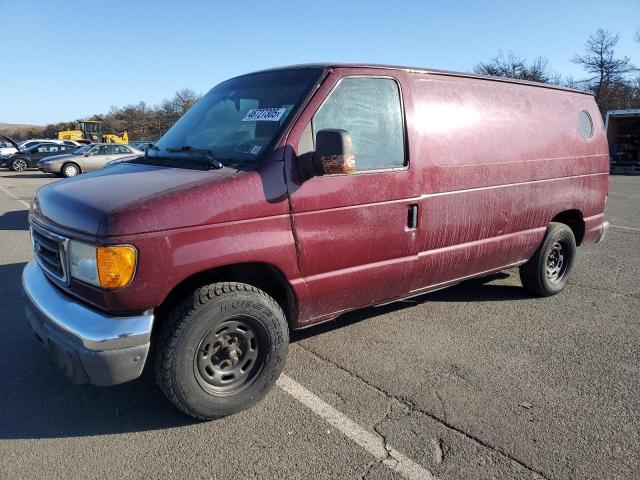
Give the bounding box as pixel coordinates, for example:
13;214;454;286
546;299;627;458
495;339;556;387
419;172;609;198
22;262;154;351
595;221;609;244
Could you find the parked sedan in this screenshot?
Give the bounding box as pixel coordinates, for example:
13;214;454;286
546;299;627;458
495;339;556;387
0;143;78;171
38;143;143;177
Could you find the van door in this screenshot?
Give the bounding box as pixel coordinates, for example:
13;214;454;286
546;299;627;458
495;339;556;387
286;71;420;322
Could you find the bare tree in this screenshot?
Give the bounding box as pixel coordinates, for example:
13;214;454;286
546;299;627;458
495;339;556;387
474;51;556;83
571;29;636;102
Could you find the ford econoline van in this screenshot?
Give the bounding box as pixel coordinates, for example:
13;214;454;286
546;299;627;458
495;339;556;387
22;64;609;419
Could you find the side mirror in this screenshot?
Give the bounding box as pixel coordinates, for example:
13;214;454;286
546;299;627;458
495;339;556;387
298;129;356;179
314;129;355;175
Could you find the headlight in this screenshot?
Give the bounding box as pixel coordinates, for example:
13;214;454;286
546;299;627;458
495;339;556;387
69;240;137;289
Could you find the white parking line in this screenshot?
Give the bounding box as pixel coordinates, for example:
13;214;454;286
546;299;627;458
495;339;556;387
277;374;436;480
610;224;640;232
0;184;31;209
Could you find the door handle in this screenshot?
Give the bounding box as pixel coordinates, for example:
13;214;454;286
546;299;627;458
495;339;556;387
407;204;418;229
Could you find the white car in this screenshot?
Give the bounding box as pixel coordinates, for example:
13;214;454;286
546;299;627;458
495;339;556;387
0;135;19;156
19;139;82;150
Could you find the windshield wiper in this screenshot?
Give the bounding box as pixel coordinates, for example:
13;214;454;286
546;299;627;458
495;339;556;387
165;145;223;169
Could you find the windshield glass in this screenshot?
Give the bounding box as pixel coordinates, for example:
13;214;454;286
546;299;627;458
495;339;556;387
74;145;94;154
154;68;323;165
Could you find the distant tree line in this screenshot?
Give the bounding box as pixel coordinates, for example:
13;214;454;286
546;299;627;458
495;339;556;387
474;28;639;114
1;28;638;142
1;89;201;141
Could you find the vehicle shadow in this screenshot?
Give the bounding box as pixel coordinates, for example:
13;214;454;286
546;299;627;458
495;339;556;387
0;209;29;230
0;261;197;440
0;266;529;440
0;172;54;179
291;272;531;342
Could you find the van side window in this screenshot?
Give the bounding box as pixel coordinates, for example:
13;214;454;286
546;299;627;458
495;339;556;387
313;77;405;171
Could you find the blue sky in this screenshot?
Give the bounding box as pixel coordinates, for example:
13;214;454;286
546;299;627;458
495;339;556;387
1;0;638;125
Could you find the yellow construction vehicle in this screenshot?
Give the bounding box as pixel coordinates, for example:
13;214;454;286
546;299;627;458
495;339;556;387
58;121;128;144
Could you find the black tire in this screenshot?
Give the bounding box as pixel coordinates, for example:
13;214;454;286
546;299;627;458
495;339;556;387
10;158;29;172
519;222;576;296
154;282;289;420
61;162;80;177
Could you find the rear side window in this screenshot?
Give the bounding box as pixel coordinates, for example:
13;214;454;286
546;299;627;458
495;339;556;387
113;145;131;154
312;77;405;171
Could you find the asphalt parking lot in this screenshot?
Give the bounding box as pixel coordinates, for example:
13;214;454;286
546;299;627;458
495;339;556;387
0;170;638;480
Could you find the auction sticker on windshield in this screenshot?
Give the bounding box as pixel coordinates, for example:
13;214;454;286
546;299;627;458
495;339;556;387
242;108;286;122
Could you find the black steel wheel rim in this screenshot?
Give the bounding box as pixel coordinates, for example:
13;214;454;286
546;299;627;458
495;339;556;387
546;240;569;282
194;316;266;395
13;159;27;171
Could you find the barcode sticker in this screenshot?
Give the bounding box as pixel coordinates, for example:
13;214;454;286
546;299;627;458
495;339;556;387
242;108;286;122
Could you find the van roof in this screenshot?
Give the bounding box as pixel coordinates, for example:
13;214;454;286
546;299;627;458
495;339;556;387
250;63;592;96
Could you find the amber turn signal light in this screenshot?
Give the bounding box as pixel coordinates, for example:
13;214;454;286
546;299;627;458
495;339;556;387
96;245;137;289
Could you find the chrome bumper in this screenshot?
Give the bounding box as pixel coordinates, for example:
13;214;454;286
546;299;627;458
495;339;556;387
595;220;610;244
22;261;154;385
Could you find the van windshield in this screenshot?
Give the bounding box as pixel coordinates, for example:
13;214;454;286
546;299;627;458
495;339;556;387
153;68;324;167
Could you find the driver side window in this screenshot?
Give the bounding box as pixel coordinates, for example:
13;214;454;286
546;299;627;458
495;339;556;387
312;77;405;171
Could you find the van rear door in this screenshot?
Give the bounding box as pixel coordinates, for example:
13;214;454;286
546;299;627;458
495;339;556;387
285;69;420;322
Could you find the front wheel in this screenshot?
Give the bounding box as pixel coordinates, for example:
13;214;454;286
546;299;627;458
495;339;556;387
61;162;80;177
10;158;28;172
519;222;577;296
154;282;289;420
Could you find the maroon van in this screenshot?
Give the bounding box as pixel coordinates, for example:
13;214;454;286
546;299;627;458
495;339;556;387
23;64;609;419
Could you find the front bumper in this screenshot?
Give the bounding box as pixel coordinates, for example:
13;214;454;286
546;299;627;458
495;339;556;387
38;162;60;174
22;261;154;386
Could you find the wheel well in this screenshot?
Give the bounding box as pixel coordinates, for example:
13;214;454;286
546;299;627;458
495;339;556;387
62;161;81;172
157;262;297;326
552;210;585;245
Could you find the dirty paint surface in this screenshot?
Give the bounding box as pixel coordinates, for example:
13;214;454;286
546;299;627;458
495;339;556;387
30;65;608;325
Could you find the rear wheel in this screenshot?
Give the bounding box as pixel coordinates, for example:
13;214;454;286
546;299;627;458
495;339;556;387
155;282;289;420
61;162;80;177
519;222;576;296
10;158;28;172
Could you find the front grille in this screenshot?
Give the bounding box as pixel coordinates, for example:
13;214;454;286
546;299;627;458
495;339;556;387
31;225;68;282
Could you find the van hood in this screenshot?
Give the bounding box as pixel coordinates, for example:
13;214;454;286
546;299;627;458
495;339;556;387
31;162;284;237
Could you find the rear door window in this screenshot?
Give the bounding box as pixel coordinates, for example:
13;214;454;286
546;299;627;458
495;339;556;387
312;77;405;171
113;145;131;154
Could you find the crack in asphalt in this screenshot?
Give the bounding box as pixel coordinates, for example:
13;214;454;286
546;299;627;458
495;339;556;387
434;389;448;424
296;342;550;480
361;401;397;479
